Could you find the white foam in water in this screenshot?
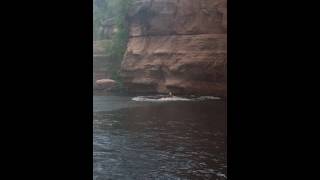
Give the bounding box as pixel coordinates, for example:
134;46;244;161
196;96;221;100
216;172;227;178
132;96;191;102
132;95;221;102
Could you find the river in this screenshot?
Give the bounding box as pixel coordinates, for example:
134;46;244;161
93;95;227;180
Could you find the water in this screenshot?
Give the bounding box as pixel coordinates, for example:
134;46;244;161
93;95;227;180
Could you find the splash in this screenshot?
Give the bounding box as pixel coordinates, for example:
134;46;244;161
132;95;221;102
196;96;221;100
132;96;191;102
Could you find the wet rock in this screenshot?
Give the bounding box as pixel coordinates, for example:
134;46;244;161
95;79;117;90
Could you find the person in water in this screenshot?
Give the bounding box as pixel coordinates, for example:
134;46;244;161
169;92;173;97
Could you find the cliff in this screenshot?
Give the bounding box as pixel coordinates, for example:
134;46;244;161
120;0;227;97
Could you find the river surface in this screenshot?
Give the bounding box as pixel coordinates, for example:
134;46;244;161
93;95;227;180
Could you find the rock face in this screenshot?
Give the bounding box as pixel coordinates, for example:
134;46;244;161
120;0;227;97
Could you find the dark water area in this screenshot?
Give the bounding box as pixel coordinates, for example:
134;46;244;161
93;95;227;180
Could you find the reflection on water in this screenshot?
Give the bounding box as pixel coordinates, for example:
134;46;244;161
93;95;227;180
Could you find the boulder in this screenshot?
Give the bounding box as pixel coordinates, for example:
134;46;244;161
95;79;117;90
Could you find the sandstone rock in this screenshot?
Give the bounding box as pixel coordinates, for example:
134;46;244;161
128;0;227;37
120;0;227;97
95;79;117;90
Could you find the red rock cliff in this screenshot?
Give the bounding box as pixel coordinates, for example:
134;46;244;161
120;0;227;97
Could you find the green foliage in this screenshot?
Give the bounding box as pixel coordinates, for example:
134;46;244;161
94;0;132;82
93;0;131;41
